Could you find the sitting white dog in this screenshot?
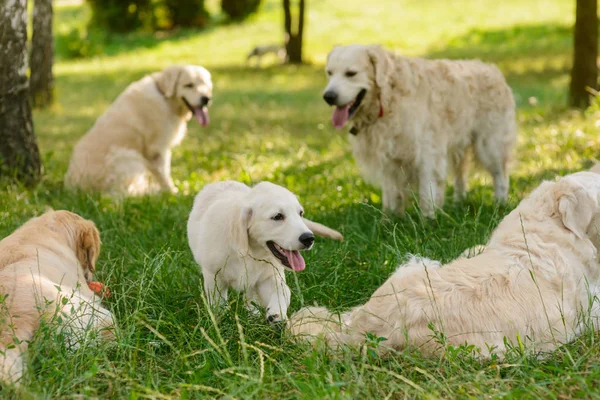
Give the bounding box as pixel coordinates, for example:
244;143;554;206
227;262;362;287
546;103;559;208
290;171;600;357
187;181;343;323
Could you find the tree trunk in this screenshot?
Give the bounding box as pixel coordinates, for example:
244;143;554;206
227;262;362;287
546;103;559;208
0;0;42;184
30;0;54;108
569;0;598;108
283;0;305;64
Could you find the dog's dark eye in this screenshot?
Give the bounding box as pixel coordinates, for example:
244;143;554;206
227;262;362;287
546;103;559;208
184;83;194;88
345;71;357;78
326;70;332;76
272;213;285;221
299;210;304;217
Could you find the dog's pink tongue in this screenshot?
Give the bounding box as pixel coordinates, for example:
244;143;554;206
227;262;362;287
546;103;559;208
285;250;306;271
332;104;351;129
193;106;210;127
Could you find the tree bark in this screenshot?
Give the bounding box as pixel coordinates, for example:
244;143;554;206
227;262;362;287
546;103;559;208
0;0;42;184
30;0;54;108
283;0;305;64
569;0;598;108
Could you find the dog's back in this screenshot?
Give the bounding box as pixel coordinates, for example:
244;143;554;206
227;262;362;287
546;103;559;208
187;181;251;270
189;181;250;223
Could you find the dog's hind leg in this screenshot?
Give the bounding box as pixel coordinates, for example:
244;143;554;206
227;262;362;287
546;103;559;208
474;140;509;201
105;147;157;196
473;117;516;202
0;320;33;385
148;149;177;194
0;345;27;385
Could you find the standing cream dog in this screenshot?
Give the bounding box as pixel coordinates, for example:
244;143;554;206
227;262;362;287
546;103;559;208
187;181;343;323
0;211;114;384
323;44;517;217
65;65;213;196
291;171;600;357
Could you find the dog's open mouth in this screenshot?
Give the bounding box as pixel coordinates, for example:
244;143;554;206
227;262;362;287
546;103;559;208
267;241;306;271
182;97;210;127
332;88;366;129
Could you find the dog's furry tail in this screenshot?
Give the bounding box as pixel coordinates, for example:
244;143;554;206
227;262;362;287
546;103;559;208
303;218;343;241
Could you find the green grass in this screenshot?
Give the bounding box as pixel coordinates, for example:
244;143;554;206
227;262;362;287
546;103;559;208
2;0;600;397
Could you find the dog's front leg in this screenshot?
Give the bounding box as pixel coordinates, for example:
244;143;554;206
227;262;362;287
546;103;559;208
382;171;407;217
147;150;177;193
418;164;437;218
258;277;291;323
203;272;228;308
58;292;116;350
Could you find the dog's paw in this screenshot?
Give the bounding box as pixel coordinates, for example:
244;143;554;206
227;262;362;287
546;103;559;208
267;313;285;324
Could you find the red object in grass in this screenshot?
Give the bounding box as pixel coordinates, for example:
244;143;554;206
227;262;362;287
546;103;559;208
88;281;111;298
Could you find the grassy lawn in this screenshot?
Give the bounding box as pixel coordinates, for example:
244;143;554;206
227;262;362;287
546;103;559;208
2;0;600;397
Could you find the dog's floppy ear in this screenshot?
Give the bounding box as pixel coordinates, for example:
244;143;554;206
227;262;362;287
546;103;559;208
155;66;182;98
53;211;101;279
232;206;253;254
74;219;101;280
366;45;397;110
554;179;594;239
367;45;413;105
367;46;391;86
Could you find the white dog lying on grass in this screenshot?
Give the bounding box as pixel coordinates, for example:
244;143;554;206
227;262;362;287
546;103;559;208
187;181;343;323
290;170;600;357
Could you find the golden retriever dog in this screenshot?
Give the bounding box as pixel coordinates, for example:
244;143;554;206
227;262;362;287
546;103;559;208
65;65;213;196
187;181;343;323
290;171;600;358
322;44;517;217
0;211;114;384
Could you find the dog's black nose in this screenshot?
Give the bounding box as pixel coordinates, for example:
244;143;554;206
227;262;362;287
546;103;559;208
323;91;338;105
200;96;211;106
299;232;315;248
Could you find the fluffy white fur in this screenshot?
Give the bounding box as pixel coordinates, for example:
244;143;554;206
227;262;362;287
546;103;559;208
323;44;518;217
187;181;343;323
290;171;600;357
0;211;114;385
65;65;213;196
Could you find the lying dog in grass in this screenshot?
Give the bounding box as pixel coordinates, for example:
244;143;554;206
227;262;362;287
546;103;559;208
65;65;213;196
0;211;114;385
187;181;343;323
290;171;600;357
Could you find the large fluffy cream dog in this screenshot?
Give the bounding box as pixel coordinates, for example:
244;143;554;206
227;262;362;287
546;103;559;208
187;181;343;323
65;65;213;196
323;44;517;217
290;171;600;357
0;210;114;384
